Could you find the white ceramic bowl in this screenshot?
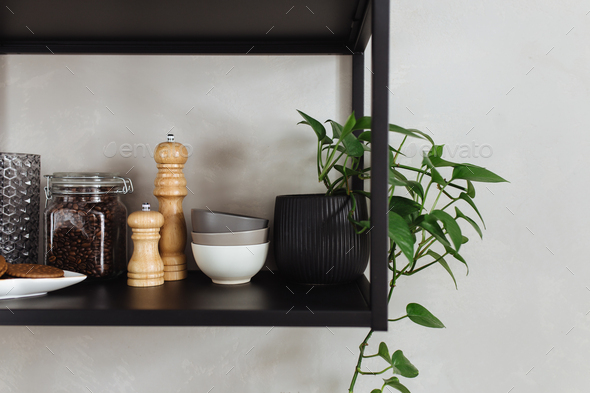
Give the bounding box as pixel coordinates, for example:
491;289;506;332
191;242;269;285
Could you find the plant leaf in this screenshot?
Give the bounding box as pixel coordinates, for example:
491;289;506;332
321;135;333;145
358;130;371;142
297;110;326;141
406;303;445;328
353;190;371;199
348;218;372;235
334;165;364;177
430;210;463;251
444;245;469;274
388;212;414;264
341;132;365;157
326;120;342;139
405;181;424;201
414;214;451;249
407;128;434;145
378;342;391;364
452;164;508;183
389;144;403;156
371;390;382;393
458;193;486;229
389;168;408;187
426;145;458;167
389;124;430;143
391;350;419;378
390;169;425;200
466;180;476;198
383;377;411;393
330;144;347;153
427;250;457;289
328;126;364;157
388;196;422;220
422;155;446;185
301;119;331;145
349;219;371;229
455;207;483;239
339;112;357;140
389;169;423;200
353;116;371;131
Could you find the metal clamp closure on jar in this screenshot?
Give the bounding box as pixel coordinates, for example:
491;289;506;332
44;172;133;205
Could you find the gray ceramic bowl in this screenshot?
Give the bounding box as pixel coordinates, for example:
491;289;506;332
191;228;269;246
191;209;269;233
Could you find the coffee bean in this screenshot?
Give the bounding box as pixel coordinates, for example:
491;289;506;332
45;187;127;278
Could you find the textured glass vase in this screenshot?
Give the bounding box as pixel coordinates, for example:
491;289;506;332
0;153;41;264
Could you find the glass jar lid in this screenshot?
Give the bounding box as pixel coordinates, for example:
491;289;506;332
44;172;134;199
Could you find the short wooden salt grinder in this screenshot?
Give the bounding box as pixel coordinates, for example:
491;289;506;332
154;133;189;281
127;203;165;287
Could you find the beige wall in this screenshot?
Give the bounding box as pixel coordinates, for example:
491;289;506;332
2;0;590;391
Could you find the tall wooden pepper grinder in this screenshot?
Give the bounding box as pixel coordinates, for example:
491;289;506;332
127;203;165;287
154;133;189;281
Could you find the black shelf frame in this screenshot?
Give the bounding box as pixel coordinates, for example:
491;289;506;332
0;0;390;330
0;272;373;327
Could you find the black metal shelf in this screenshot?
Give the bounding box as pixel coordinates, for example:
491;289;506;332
0;0;391;330
0;272;372;327
0;0;371;54
0;41;359;55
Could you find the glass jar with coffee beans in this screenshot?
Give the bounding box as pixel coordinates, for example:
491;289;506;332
44;173;133;278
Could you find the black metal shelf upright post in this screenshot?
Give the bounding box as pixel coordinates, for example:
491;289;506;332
369;0;390;331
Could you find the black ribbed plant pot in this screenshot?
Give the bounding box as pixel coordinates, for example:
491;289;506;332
273;194;370;285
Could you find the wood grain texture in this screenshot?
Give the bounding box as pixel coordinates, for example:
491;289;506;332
127;210;165;287
154;141;189;281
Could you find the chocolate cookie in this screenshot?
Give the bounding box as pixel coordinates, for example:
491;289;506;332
6;263;64;278
0;256;7;277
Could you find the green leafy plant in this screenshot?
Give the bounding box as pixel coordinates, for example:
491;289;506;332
297;110;507;393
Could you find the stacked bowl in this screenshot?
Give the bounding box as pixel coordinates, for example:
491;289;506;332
190;209;269;285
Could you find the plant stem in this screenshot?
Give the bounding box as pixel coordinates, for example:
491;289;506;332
403;260;438;275
348;329;374;393
343;155;351;194
327;176;345;195
391;136;408;165
321;134;345;179
421;180;434;211
414;238;436;261
318;141;335;192
389;184;395;203
440;195;458;212
389;315;408;322
403;253;449;276
358;366;393;375
317;141;324;186
394;164;466;192
431;184;448;211
388;277;396;302
349;270;397;392
319;151;345;181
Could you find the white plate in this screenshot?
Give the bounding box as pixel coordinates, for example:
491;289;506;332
0;270;87;300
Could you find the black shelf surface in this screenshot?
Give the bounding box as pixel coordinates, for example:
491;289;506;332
0;0;371;54
0;272;372;327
